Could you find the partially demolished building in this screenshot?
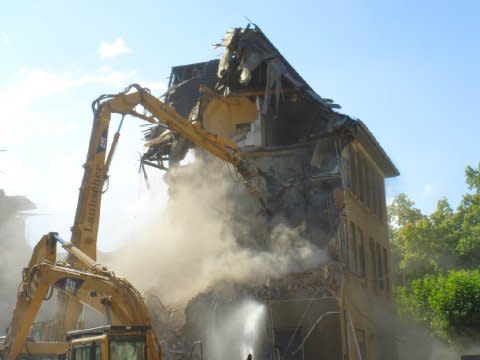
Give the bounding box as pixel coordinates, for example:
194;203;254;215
143;26;399;360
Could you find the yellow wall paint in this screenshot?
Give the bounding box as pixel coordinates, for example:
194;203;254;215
203;96;257;139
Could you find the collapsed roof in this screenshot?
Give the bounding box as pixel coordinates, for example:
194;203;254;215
142;25;398;178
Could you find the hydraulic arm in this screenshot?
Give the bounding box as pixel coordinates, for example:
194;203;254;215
71;83;262;264
1;233;161;360
60;83;264;340
1;83;265;360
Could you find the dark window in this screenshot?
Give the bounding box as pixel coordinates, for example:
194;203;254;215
383;247;390;295
343;147;351;190
372;171;379;218
95;342;102;360
350;147;388;222
73;344;92;360
378;173;384;219
358;228;366;278
359;156;366;203
377;172;383;219
365;162;373;210
376;242;384;290
369;238;377;290
350;146;359;197
350;222;358;273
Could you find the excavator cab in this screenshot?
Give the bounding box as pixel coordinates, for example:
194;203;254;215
67;326;148;360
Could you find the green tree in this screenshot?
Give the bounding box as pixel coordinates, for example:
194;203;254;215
390;163;480;345
389;163;480;283
396;270;480;343
455;164;480;268
389;195;457;283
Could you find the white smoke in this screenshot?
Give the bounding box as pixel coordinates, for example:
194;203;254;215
0;209;32;333
104;153;327;308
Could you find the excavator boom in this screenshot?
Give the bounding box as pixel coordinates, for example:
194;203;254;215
61;83;264;338
71;84;262;265
2;83;260;360
1;233;160;360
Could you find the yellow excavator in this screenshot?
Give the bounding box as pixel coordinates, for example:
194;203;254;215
1;83;263;360
71;83;262;261
59;83;265;338
71;84;264;258
0;232;161;360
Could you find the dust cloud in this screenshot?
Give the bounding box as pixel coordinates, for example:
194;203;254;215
395;322;460;360
104;153;327;308
364;295;464;360
0;210;31;334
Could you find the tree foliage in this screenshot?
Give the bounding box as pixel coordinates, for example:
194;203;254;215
396;270;480;342
390;163;480;343
389;163;480;283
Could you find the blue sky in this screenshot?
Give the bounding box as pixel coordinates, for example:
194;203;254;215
1;1;479;250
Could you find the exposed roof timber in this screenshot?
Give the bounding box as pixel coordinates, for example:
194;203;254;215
151;26;399;178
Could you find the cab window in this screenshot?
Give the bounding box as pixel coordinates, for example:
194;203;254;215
73;342;102;360
73;345;91;360
95;341;102;360
109;338;146;360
